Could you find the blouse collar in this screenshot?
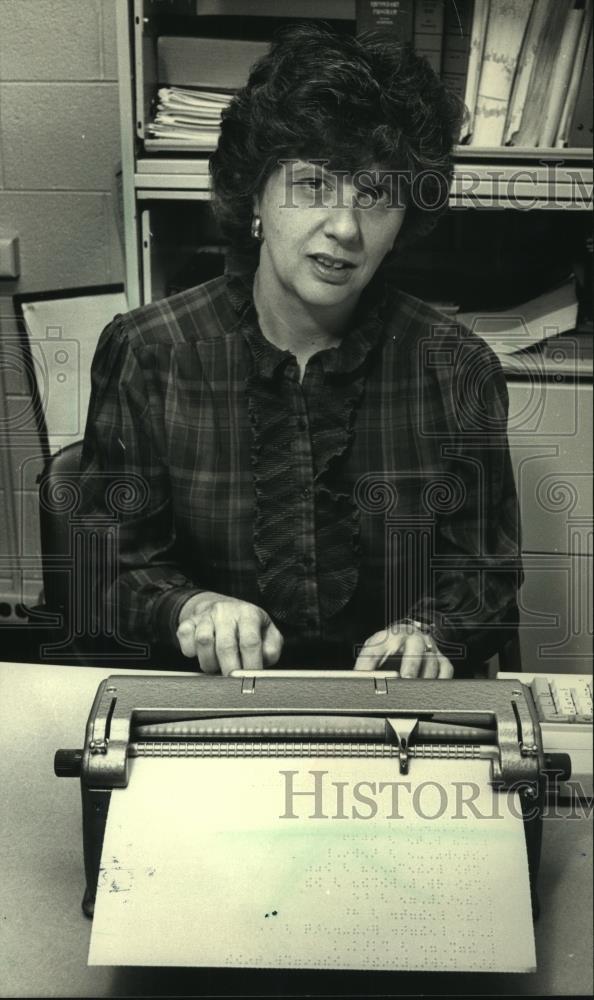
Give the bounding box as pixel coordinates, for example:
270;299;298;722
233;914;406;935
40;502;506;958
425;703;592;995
225;257;389;380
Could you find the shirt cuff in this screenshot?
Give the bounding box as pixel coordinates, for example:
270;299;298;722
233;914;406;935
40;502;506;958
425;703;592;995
151;586;205;648
408;608;519;665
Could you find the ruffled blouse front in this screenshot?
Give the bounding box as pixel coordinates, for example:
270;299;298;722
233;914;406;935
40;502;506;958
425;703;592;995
226;270;389;629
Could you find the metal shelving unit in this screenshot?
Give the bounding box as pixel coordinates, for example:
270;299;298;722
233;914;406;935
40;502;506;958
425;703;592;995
117;0;593;306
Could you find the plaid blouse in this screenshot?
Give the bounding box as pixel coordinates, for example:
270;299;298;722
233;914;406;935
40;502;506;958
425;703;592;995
79;269;523;672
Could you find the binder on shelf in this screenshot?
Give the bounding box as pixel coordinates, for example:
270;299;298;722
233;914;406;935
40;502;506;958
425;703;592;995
511;0;574;147
355;0;414;39
503;0;558;147
538;2;585;147
470;0;535;148
414;0;445;74
568;28;594;147
441;0;474;102
459;0;490;142
555;0;593;147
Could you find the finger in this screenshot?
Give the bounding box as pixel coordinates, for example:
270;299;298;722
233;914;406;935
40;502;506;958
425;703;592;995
420;650;440;679
262;620;284;666
437;654;455;679
193;613;219;673
353;633;388;671
381;630;415;672
237;609;264;671
176;617;199;659
399;634;426;678
354;629;409;671
214;617;242;676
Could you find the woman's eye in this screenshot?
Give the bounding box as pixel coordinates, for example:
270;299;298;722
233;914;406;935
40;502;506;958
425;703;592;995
295;177;325;190
367;187;389;205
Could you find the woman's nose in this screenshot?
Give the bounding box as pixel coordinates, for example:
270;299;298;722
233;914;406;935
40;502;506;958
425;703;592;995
323;201;361;244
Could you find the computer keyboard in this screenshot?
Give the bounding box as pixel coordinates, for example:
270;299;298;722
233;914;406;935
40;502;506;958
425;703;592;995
529;674;592;724
498;672;593;797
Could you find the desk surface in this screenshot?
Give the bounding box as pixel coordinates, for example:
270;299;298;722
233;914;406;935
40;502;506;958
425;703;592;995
1;661;592;998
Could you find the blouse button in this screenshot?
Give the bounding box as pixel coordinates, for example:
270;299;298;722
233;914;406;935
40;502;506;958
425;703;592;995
297;417;308;432
301;487;311;500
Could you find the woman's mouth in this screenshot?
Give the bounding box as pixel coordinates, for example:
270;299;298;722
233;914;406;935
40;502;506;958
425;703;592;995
310;253;355;270
308;254;357;284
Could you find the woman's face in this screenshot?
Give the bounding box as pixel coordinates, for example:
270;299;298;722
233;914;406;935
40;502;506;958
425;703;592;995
254;159;407;313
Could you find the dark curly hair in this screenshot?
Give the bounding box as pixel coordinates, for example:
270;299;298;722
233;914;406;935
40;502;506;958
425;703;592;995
210;23;463;266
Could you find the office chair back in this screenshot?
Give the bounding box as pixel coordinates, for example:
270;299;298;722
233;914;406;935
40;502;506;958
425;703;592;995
38;440;84;619
37;440;159;666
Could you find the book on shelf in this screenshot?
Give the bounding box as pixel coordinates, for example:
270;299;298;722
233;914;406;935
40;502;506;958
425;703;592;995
502;0;559;146
556;1;593;146
355;0;414;39
459;0;490;142
500;0;590;148
511;0;574;146
470;0;535;148
568;22;594;146
414;0;445;74
440;0;474;102
538;2;586;146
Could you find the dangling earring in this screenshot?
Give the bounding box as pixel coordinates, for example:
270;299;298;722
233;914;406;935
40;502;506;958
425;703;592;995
251;215;263;240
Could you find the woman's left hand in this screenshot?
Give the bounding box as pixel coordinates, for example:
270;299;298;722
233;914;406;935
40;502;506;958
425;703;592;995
353;622;454;678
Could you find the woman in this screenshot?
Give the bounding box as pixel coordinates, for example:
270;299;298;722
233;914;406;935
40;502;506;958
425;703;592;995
80;25;522;677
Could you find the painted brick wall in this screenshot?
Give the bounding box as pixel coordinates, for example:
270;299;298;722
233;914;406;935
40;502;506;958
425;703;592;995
0;0;123;654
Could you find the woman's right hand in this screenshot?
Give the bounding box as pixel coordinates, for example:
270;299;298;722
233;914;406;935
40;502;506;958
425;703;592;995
176;592;284;674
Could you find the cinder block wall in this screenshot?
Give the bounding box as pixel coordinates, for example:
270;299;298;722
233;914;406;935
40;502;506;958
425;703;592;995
0;0;123;294
0;0;123;652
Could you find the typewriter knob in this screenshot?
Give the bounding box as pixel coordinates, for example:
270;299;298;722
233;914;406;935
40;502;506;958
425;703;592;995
543;752;572;784
54;749;83;777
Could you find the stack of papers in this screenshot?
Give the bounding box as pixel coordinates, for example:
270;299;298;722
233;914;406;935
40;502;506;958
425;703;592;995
456;276;579;357
147;87;231;147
